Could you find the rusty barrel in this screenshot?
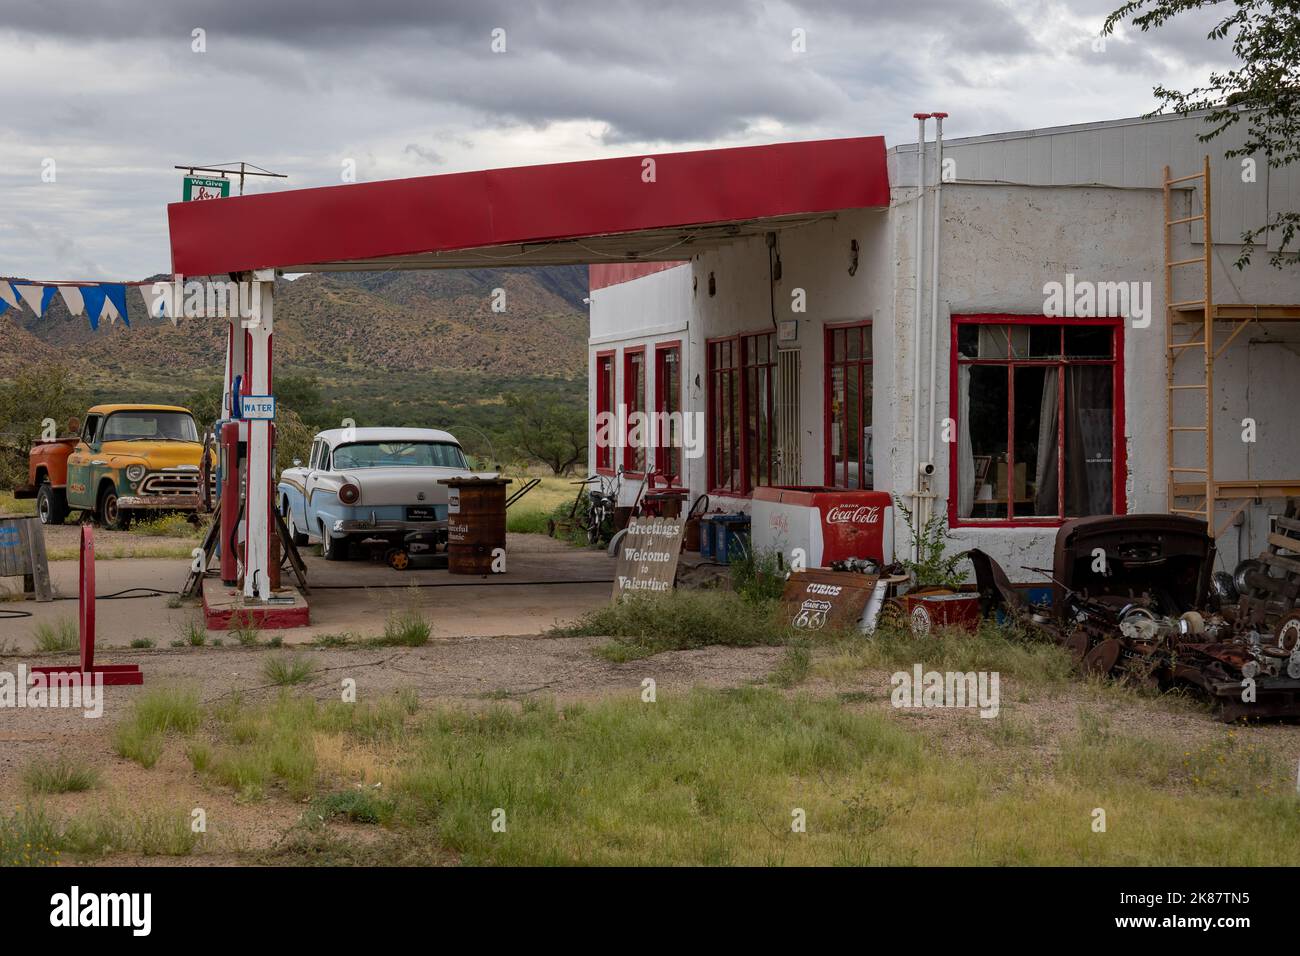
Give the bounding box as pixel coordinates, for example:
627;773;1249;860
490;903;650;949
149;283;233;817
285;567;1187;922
439;477;511;575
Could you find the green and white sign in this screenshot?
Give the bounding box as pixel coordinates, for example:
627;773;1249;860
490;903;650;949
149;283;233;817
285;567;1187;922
182;176;232;201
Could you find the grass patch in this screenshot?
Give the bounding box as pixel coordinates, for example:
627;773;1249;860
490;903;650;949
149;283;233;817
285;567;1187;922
730;549;788;604
179;618;207;646
111;686;202;768
230;611;260;646
814;620;1074;687
129;514;205;539
22;756;100;794
32;617;78;654
768;639;812;689
0;803;200;864
372;608;431;647
0;491;37;516
308;789;396;826
130;637;155;649
556;591;788;661
312;632;356;648
264;654;318;686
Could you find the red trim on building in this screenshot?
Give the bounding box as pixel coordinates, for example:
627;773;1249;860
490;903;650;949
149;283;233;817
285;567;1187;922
168;136;890;275
946;313;1127;529
622;345;647;476
589;262;690;292
653;340;684;485
595;349;617;475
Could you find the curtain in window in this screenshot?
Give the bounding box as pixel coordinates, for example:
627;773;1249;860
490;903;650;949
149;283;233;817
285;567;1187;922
1034;367;1059;515
1065;366;1113;515
958;364;974;518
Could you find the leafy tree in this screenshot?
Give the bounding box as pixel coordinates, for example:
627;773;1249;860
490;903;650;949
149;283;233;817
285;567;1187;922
1104;0;1299;267
503;390;586;475
0;363;83;487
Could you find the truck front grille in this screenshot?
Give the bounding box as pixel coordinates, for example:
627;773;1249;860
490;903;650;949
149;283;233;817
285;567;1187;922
141;470;201;496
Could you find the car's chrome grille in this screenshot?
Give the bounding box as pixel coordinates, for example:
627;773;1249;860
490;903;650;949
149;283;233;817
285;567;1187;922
141;470;202;496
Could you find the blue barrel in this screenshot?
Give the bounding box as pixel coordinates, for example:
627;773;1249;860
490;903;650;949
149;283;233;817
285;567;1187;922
714;515;751;564
699;515;718;559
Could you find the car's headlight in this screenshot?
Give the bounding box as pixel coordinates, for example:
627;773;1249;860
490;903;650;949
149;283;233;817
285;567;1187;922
126;464;146;483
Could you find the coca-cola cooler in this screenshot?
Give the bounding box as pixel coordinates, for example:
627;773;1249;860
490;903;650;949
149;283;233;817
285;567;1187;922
751;486;894;568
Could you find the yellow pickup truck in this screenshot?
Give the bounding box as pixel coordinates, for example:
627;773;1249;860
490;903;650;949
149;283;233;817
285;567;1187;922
15;403;213;529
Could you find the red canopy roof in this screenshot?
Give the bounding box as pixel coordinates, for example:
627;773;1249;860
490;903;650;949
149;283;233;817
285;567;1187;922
167;136;889;275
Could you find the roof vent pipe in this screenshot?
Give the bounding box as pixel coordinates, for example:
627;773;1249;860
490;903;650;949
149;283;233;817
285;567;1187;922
924;112;948;531
910;113;930;562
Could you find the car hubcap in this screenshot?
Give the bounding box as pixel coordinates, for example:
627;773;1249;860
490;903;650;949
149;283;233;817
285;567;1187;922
104;497;117;523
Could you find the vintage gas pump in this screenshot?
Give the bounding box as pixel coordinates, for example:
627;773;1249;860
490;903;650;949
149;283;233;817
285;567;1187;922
216;384;278;590
218;419;243;586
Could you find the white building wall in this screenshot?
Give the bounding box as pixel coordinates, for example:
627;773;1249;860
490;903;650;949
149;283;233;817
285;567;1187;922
589;114;1300;579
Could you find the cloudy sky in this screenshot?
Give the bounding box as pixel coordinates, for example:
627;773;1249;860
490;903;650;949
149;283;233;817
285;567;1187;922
0;0;1234;280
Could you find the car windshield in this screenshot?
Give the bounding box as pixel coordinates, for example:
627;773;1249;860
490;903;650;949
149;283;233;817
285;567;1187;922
101;411;199;443
331;441;467;470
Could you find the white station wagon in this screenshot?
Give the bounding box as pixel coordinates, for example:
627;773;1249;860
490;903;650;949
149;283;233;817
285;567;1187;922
278;426;477;560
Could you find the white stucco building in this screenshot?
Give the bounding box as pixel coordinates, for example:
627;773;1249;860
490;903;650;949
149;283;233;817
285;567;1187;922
587;111;1300;578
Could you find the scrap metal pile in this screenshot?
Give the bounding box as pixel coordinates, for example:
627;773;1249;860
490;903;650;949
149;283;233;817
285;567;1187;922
968;507;1300;721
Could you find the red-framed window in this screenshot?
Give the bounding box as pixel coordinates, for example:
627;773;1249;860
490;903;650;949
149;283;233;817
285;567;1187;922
623;346;647;474
825;321;873;489
707;330;776;495
595;349;616;473
654;341;683;484
949;314;1126;527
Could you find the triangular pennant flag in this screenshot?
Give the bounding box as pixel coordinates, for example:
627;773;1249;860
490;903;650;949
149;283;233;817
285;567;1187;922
0;299;8;318
16;284;48;315
0;282;18;309
81;285;107;331
59;286;85;316
101;284;129;328
138;283;171;323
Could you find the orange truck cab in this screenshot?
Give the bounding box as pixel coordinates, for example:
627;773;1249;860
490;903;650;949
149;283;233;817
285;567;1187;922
14;404;213;529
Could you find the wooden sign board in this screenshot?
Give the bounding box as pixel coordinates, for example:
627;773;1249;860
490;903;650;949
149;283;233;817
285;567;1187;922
0;516;52;602
780;569;877;632
613;517;685;601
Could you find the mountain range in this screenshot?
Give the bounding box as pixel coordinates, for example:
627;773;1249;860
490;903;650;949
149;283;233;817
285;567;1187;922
0;266;590;385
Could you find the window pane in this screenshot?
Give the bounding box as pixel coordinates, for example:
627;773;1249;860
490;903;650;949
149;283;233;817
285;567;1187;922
861;325;873;360
846;365;860;488
1027;325;1062;358
846;327;861;361
1065;325;1113;359
832;330;845;362
1013;366;1058;517
962;365;1009;519
1065;365;1114;516
958;325;980;358
829;365;846;487
862;365;874;489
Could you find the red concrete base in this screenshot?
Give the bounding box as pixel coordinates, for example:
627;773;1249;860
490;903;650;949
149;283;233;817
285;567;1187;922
30;664;143;686
201;577;310;630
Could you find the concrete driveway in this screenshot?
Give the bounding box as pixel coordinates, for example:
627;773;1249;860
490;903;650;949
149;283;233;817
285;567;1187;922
0;533;614;652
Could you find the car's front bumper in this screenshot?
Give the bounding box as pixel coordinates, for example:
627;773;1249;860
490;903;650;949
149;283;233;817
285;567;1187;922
118;494;203;511
334;516;449;535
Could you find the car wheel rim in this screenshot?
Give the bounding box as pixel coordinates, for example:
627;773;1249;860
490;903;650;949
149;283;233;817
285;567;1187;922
104;496;117;523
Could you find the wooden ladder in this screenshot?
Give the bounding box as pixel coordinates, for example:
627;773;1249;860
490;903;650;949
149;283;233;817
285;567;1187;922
1163;156;1215;531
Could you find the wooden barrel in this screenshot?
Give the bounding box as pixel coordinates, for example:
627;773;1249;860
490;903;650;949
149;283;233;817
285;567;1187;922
439;477;511;575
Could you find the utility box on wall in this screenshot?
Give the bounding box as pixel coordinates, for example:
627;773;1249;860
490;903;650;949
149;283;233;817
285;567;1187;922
751;486;894;569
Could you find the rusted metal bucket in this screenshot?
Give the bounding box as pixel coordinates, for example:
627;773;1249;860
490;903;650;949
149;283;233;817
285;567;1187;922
439;477;511;575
